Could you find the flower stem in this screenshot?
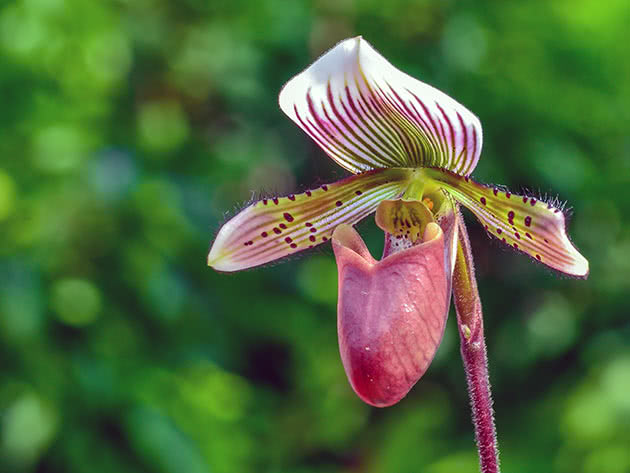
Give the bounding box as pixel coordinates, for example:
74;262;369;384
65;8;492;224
452;213;500;473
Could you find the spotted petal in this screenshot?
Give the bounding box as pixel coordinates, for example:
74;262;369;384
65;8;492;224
279;36;482;175
208;168;413;272
425;168;589;278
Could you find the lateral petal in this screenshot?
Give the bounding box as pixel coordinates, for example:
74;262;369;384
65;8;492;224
208;168;413;272
426;168;589;278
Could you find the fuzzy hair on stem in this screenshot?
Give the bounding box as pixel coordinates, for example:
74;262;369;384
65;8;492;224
453;211;500;473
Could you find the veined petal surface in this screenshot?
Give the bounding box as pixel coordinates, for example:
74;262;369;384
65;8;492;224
208;168;413;272
426;168;589;278
279;36;482;175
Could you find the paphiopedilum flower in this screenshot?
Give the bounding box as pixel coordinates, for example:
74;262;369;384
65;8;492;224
208;38;588;409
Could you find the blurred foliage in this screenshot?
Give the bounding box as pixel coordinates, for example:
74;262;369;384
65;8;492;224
0;0;629;472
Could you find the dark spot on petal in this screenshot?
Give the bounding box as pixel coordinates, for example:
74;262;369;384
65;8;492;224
285;237;292;243
290;243;297;249
305;190;312;197
322;236;328;242
524;216;532;227
522;196;528;203
497;228;502;234
279;223;287;229
513;243;518;249
309;235;316;242
321;185;328;191
530;199;536;206
493;189;498;196
310;228;317;233
263;199;268;205
480;197;486;205
536;254;541;261
305;222;312;227
355;190;363;196
261;232;268;238
506;192;511;198
283;212;294;222
508;210;515;222
336;200;343;207
526;232;532;239
273;227;281;234
273;198;279;205
515;232;521;239
288;194;295;201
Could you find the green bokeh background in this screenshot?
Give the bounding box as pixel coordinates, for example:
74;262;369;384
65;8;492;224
1;0;629;472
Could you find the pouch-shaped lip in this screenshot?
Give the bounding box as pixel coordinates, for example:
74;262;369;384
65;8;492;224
332;223;451;407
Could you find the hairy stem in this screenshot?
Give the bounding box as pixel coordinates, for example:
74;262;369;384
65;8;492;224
452;213;500;473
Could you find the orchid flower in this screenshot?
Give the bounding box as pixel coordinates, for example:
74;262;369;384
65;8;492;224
208;37;588;471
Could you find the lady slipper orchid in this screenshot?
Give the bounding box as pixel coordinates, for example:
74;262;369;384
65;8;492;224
208;37;588;471
209;36;587;277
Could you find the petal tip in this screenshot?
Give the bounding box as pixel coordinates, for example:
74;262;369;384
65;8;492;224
569;252;589;279
207;245;234;272
557;225;589;279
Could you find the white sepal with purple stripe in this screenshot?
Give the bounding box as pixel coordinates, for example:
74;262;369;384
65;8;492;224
279;37;482;176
